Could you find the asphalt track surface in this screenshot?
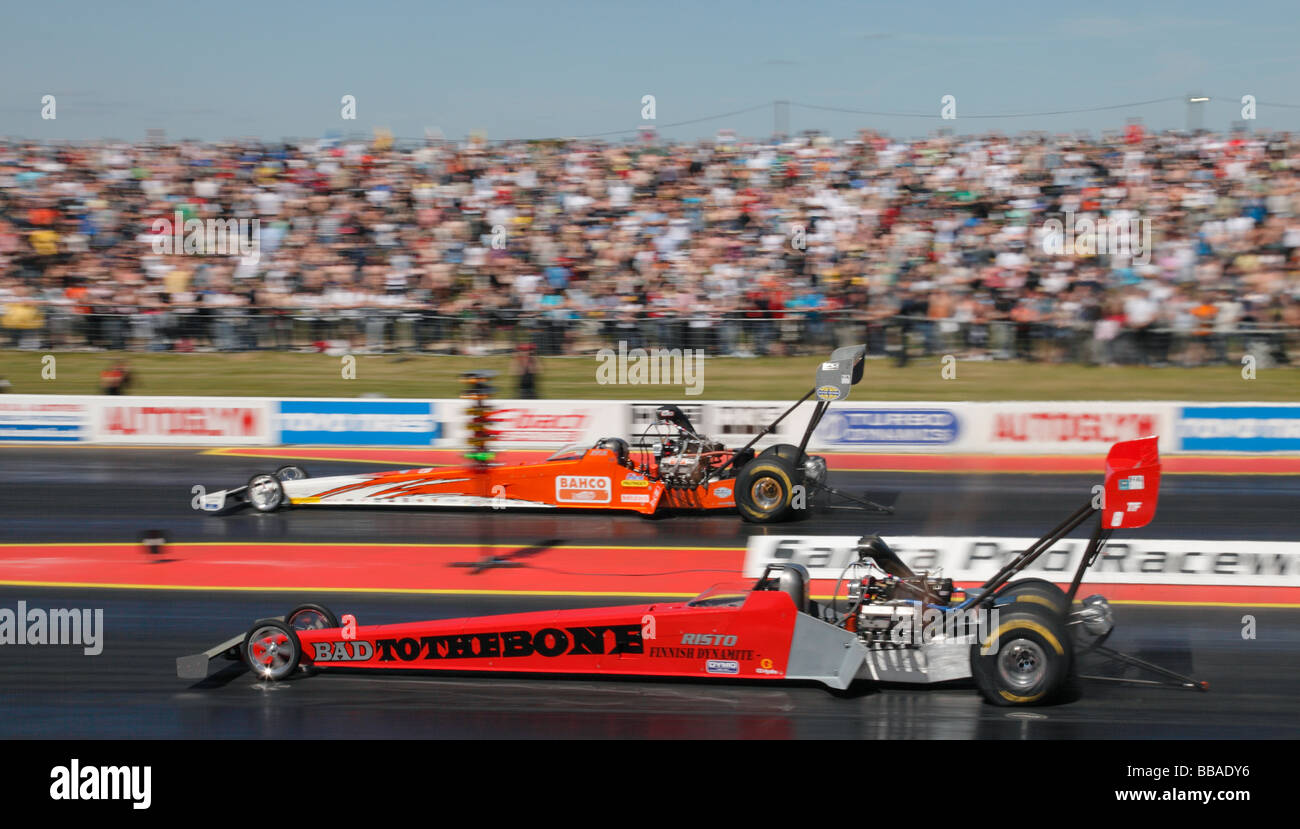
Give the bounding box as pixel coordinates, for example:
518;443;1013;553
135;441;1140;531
3;446;1299;545
1;446;1297;739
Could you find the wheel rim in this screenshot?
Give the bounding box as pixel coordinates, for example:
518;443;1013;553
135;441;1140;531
248;477;282;511
750;478;783;511
288;609;329;630
248;626;295;680
997;638;1047;690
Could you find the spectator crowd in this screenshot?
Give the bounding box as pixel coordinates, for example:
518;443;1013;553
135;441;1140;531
1;126;1299;366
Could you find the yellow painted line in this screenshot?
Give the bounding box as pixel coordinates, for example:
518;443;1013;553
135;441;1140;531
1097;598;1300;608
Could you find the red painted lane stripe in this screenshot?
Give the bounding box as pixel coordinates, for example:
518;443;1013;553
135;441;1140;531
0;543;1294;605
208;447;1300;475
0;543;740;595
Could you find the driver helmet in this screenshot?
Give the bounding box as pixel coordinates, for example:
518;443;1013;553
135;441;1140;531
596;437;631;466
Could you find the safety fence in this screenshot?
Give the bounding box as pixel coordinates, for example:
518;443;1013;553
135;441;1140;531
2;308;1295;367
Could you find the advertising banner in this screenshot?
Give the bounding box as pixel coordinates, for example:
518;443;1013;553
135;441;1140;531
813;407;960;448
744;535;1299;588
1178;405;1300;452
460;399;624;448
0;396;90;442
278;400;440;446
971;402;1176;454
94;398;272;445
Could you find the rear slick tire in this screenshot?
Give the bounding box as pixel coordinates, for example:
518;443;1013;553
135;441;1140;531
735;458;798;523
993;578;1070;616
971;602;1072;706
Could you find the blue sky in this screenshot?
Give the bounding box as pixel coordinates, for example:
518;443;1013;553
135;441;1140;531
4;0;1298;142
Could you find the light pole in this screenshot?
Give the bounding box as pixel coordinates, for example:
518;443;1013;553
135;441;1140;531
1186;94;1210;133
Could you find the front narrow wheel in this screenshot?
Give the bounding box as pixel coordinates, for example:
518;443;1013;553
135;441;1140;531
243;619;301;680
246;474;285;513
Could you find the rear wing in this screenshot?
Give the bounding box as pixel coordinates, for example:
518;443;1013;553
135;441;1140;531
813;345;867;403
724;345;867;466
972;437;1162;605
1103;435;1161;529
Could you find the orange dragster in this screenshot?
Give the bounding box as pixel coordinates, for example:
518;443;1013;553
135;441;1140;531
198;346;893;524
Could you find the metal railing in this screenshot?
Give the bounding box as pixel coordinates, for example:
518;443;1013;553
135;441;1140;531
3;307;1296;367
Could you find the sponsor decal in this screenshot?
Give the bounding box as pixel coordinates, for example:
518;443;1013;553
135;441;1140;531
620;493;650;504
817;408;959;445
712;486;732;499
201;492;226;512
279;400;439;446
821;361;840;371
621;478;649;488
756;657;781;675
374;624;644;661
681;633;738;646
311;640;375;662
1179;406;1300;452
0;399;89;442
648;645;757;660
706;659;740;674
556;475;611;504
815;384;844;402
1118;475;1144;491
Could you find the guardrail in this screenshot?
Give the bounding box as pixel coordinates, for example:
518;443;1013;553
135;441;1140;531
4;395;1299;454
